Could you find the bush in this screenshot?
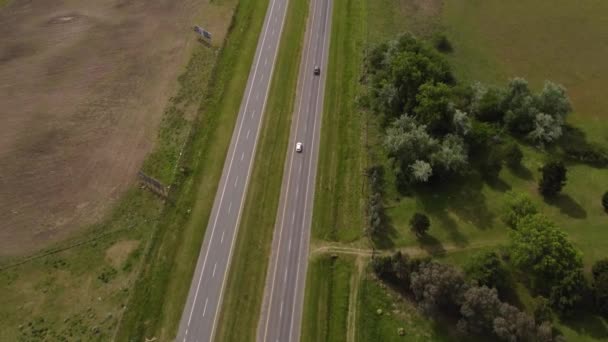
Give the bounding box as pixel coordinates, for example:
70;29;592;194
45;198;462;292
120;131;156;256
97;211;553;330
538;160;567;197
432;33;453;53
410;212;430;237
549;270;587;314
602;191;608;212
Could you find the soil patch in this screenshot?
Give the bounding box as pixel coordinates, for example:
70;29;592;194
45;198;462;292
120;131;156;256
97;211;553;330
0;0;203;256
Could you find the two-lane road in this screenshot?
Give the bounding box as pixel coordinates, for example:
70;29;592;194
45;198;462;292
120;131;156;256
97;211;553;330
176;0;290;340
257;0;333;340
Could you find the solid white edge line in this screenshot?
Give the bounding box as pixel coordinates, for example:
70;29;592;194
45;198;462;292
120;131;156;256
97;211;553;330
261;0;319;340
210;0;291;340
288;0;332;339
185;0;280;336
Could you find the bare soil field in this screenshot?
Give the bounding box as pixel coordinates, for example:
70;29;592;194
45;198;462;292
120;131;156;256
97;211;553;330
0;0;205;256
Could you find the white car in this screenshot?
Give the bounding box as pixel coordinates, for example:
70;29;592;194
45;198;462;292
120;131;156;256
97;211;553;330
296;142;303;153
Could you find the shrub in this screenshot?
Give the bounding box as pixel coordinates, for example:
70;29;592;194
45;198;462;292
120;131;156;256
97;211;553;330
538;160;567;197
432;33;453;53
602;191;608;211
549;270;587;314
410;213;430;237
592;259;608;315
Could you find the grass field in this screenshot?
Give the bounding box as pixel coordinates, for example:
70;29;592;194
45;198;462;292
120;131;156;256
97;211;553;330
301;255;355;342
305;0;608;341
311;0;367;244
0;1;237;339
114;0;275;340
213;0;309;340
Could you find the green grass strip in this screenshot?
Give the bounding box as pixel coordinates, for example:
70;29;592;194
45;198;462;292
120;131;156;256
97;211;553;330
114;0;271;340
214;0;309;340
301;255;355;342
312;0;366;243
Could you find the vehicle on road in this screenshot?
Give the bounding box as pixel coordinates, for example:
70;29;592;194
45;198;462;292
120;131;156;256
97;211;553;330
296;142;303;153
314;66;320;75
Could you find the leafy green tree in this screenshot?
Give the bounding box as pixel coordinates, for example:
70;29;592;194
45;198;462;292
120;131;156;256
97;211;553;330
473;85;506;123
410;160;433;183
549;269;587;313
453;109;472;136
501;191;538;228
502;78;539;134
538;160;567;197
529;113;563;145
368;33;453;118
480;150;504;180
537;81;572;120
509;214;583;292
410;213;430;237
431;134;468;176
414;82;455;134
602;191;608;211
465;252;509;292
410;261;467;314
503;141;523;168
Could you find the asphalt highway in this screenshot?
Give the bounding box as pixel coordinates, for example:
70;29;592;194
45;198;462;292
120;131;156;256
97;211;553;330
257;0;333;340
176;0;290;340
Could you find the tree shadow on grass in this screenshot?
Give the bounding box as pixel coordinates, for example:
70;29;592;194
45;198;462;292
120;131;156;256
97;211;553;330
485;176;511;192
372;213;398;249
561;313;608;340
417;233;446;256
414;185;470;247
510;164;534;181
545;193;587;219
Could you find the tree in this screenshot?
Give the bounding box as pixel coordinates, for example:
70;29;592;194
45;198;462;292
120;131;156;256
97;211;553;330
480;150;503;180
501;191;538;228
410;213;430;237
414;82;455;135
492;302;537;341
538;160;567;197
453;109;472;136
602;191;608;211
458;286;502;335
509;214;583;292
473;86;506;123
465;252;509;292
410;160;433;183
503;141;523;168
410;261;467;314
502;78;539;134
431;134;468;176
549;269;587;313
537;81;572;121
529;113;563;145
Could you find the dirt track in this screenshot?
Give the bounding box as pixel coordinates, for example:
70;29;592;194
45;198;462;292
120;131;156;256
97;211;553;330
0;0;202;256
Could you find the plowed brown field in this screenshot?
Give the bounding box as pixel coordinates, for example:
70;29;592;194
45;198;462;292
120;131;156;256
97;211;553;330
0;0;201;256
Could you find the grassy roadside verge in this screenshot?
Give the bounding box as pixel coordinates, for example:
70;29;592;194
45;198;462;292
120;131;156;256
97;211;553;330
114;0;272;340
214;0;309;340
301;255;355;342
311;0;366;244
